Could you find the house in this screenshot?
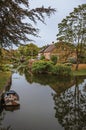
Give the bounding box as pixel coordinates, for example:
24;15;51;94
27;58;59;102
37;44;49;60
43;43;56;60
39;41;76;63
54;42;76;62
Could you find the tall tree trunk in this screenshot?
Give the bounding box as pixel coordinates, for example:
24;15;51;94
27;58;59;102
75;47;79;71
76;35;80;71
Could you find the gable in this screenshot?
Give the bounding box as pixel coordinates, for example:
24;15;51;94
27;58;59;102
44;44;56;53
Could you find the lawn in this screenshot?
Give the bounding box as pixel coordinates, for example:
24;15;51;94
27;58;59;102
72;64;86;76
72;69;86;76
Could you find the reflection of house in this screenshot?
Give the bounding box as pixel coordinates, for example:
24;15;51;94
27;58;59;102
50;78;75;95
39;41;76;62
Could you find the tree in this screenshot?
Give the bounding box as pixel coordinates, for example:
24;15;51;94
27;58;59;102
0;0;56;48
24;43;39;57
18;45;25;56
56;4;86;70
18;43;39;57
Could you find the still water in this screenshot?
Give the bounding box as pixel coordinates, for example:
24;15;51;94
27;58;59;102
0;72;86;130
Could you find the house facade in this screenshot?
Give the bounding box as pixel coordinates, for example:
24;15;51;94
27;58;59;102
39;42;76;63
43;44;56;60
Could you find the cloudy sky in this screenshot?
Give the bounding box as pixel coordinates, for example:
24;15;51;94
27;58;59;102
29;0;86;47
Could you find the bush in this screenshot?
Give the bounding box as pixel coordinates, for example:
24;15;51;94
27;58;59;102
67;57;76;64
32;61;72;76
64;63;72;66
40;55;45;60
51;64;72;76
0;64;11;71
32;60;53;74
51;55;58;65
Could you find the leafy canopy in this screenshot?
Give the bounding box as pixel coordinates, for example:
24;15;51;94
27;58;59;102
57;4;86;45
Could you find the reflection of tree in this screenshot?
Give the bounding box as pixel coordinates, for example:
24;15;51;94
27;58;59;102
25;72;75;94
0;108;13;130
0;102;18;130
0;126;12;130
52;76;86;130
16;62;29;75
0;105;10;130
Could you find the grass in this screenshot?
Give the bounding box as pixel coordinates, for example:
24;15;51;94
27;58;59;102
0;71;11;90
72;69;86;76
72;64;86;76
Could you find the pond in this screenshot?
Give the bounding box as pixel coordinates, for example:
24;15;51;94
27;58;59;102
0;72;86;130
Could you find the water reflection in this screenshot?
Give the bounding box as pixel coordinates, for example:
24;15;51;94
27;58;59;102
4;106;20;112
25;72;75;94
52;77;86;130
25;72;86;129
0;70;86;130
0;101;20;130
0;105;12;130
0;125;12;130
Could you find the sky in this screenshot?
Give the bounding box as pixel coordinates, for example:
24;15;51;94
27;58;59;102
28;0;86;47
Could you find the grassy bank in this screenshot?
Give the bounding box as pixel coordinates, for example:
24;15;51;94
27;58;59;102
72;64;86;76
72;69;86;76
0;72;11;90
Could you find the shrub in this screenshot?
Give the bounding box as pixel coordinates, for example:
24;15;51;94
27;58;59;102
51;64;72;76
51;55;58;65
67;57;76;64
64;63;72;66
32;60;53;74
40;55;45;60
32;61;72;76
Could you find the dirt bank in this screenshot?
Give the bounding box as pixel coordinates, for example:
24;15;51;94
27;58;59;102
72;64;86;70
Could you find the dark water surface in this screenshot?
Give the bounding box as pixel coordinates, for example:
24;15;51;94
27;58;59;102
0;72;86;130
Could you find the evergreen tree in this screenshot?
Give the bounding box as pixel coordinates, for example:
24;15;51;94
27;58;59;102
0;0;56;48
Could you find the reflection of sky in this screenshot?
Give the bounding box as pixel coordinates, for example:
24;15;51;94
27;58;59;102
1;73;63;130
65;78;86;95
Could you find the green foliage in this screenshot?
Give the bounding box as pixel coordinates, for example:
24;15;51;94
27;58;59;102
32;60;53;74
25;43;39;56
18;43;39;57
67;57;77;64
56;4;86;69
18;45;25;56
64;63;72;66
32;61;72;76
51;55;58;65
40;55;45;60
51;64;72;76
0;64;13;72
0;48;2;56
0;65;4;71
